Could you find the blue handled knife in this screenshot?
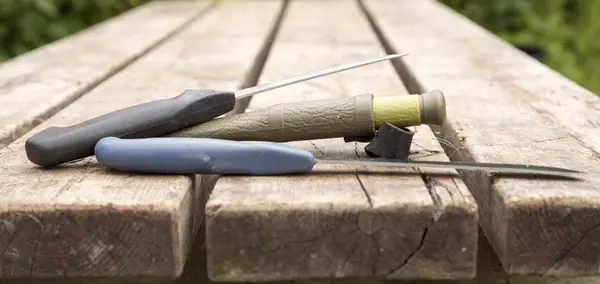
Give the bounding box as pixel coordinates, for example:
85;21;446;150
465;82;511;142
94;137;583;179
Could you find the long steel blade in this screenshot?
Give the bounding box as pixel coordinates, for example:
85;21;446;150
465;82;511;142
234;53;408;99
316;159;584;179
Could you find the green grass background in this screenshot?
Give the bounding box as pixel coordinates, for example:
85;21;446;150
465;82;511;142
1;0;598;95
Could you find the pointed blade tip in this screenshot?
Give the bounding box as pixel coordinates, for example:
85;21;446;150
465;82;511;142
390;52;409;58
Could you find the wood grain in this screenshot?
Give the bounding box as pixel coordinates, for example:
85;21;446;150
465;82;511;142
6;227;600;283
362;0;600;276
204;0;478;281
0;1;211;150
0;1;283;278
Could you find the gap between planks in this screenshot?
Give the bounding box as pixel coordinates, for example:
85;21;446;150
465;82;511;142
0;0;285;279
361;0;600;277
204;0;478;282
227;0;290;116
0;1;214;150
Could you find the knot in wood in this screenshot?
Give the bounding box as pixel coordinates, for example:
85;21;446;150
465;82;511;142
357;211;383;234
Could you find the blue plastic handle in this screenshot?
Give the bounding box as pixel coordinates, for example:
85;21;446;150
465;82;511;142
94;137;316;175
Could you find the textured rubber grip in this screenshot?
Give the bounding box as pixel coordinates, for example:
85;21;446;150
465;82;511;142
94;137;316;175
25;90;235;167
168;94;375;142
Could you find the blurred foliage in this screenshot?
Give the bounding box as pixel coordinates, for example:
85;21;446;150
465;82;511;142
0;0;153;61
440;0;600;95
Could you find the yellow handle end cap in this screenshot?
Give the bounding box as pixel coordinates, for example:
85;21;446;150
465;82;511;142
419;89;446;125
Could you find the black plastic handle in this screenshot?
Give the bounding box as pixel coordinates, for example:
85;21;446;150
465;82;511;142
25;89;235;167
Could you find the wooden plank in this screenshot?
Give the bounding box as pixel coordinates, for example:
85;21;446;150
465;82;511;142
204;0;478;281
463;228;600;284
0;1;211;150
0;0;283;278
362;0;600;277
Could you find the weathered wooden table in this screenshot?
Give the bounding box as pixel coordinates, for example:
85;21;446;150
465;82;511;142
1;0;599;283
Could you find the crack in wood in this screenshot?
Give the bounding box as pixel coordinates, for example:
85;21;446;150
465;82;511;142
309;140;326;156
543;222;600;275
355;170;372;208
385;226;429;277
418;171;444;221
532;136;570;143
28;215;43;276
